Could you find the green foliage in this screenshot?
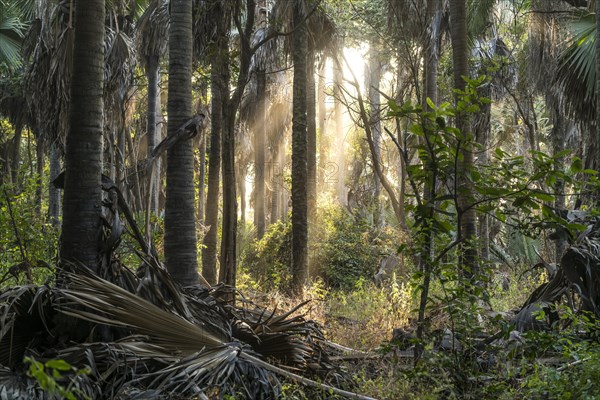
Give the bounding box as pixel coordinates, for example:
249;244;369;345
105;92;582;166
314;205;380;290
24;356;91;400
240;217;292;291
0;178;58;285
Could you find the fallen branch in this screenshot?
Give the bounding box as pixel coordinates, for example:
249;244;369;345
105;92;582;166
242;352;380;400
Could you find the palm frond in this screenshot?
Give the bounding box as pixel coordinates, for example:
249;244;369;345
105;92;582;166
59;273;227;354
555;11;596;125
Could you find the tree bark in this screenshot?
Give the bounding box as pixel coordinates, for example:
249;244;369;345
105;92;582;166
449;0;477;276
367;45;382;226
333;58;346;206
254;69;266;239
291;0;309;295
201;9;228;285
317;60;327;188
164;0;199;286
147;53;160;213
60;0;105;272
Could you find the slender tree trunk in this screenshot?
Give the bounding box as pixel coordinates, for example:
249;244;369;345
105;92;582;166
254;69;266;239
147;53;160;213
474;89;491;262
10;122;22;188
164;0;199;286
220;101;237;287
35;137;44;215
197;133;206;225
333;58;346;206
306;53;317;277
291;0;309;295
48;143;61;226
317;60;327;189
61;0;105;271
449;0;477;276
307;54;317;224
202;22;227;285
367;45;382;226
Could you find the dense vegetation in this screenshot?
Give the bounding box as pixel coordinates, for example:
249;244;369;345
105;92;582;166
3;0;600;398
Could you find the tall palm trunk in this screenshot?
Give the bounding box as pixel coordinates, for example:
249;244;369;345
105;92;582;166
254;69;266;239
290;0;309;295
60;0;105;271
164;0;199;286
146;53;160;213
449;0;477;276
333;56;346;206
317;61;327;188
202;46;226;285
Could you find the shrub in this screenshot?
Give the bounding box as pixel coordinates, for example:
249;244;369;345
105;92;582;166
240;217;292;291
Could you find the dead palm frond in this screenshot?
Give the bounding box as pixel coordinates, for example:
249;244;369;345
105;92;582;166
0;285;54;368
561;231;600;315
136;0;169;68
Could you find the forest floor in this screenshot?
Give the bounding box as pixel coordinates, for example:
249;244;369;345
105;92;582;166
236;270;562;400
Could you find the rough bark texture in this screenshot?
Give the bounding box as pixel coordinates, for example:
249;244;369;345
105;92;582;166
60;0;105;271
317;61;327;188
164;0;199;286
333;60;346;206
449;0;477;276
146;54;160;213
254;69;266;239
307;54;317;227
291;0;309;295
201;8;228;285
219;0;255;288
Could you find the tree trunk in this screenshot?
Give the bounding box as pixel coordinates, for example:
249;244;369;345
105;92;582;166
333;57;346;206
254;69;266;239
48;143;61;226
449;0;477;276
164;0;199;286
10;122;22;188
35;137;44;215
61;0;105;271
197;132;206;225
307;54;317;224
147;53;160;213
202;64;224;285
317;60;327;189
291;0;309;295
367;45;382;226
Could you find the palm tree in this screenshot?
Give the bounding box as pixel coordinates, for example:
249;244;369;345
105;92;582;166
449;0;478;276
164;0;199;286
0;1;28;70
290;0;309;295
201;0;231;285
137;0;169;215
60;1;105;270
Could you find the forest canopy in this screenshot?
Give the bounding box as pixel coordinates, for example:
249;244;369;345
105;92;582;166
2;0;600;398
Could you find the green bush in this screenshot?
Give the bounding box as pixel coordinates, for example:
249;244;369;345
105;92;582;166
314;205;382;290
240;217;292;291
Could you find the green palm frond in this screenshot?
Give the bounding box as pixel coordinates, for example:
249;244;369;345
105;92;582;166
0;1;28;69
555;11;596;124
